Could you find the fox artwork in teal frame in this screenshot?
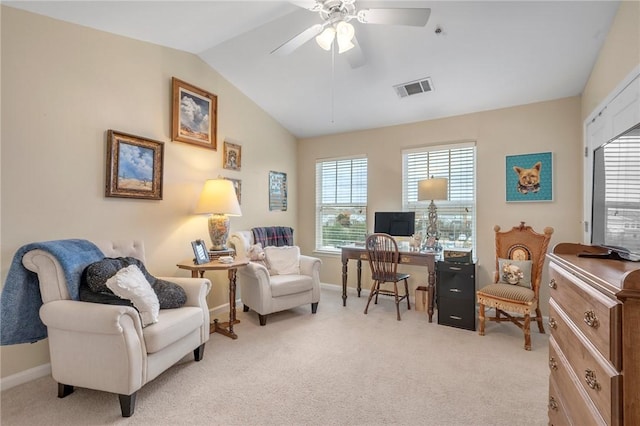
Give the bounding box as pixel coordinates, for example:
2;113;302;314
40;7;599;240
505;152;553;202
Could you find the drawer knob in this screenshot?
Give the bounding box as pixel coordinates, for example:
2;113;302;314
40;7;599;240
585;369;601;390
548;357;558;370
583;311;600;328
549;279;557;289
548;396;558;411
548;318;557;329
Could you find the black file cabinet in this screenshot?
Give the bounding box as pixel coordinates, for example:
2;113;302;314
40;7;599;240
436;261;476;331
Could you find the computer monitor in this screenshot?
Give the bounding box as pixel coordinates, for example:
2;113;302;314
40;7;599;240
373;212;416;237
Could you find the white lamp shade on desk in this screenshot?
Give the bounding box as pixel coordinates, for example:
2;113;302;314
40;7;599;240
418;178;448;201
195;178;242;250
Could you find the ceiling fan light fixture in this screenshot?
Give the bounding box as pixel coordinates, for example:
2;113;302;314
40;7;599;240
315;27;336;51
336;21;355;53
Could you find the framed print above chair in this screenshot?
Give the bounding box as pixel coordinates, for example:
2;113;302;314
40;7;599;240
105;130;164;200
171;77;217;150
505;152;553;202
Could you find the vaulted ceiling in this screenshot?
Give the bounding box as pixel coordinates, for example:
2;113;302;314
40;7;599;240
6;1;620;138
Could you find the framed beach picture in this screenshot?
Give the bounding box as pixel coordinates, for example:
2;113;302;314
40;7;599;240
269;171;287;211
505;151;553;202
105;130;164;200
171;77;217;150
223;141;242;171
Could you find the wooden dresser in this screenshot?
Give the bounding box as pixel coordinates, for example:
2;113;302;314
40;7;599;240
546;243;640;425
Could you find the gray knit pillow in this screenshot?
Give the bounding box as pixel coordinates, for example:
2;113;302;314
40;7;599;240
81;257;186;309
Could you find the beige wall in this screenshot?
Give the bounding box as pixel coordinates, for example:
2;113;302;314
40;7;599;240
0;7;297;378
297;97;583;315
581;1;640;120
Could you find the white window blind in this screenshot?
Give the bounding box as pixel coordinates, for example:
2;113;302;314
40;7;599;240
316;156;368;252
402;143;476;251
603;131;640;252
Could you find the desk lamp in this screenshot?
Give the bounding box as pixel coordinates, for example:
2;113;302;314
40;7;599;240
195;178;242;251
418;177;448;249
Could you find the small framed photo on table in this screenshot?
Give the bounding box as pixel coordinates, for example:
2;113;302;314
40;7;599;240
191;239;210;265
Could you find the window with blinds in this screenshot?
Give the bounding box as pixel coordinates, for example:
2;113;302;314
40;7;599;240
402;142;476;251
315;156;368;252
599;127;640;253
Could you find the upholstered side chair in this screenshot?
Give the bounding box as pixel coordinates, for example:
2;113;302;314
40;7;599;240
22;240;211;417
476;223;553;350
229;230;321;326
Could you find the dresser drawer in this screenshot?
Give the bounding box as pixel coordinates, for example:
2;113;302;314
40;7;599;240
549;375;571;426
548;335;607;426
549;301;621;425
548;263;621;368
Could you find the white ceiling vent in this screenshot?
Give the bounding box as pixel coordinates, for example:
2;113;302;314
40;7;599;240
393;77;433;98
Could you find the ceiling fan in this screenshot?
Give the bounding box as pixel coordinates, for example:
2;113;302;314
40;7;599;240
271;0;431;68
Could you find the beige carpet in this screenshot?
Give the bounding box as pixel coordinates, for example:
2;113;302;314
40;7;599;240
1;285;549;425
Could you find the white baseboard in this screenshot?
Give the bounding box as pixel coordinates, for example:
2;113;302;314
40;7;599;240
1;363;51;391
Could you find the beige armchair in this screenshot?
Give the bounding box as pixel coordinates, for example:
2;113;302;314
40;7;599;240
22;240;211;417
229;230;321;326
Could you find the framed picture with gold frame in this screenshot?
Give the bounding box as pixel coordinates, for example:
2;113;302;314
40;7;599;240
223;141;241;171
171;77;217;150
105;130;164;200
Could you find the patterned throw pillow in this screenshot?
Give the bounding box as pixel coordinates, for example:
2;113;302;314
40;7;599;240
498;258;532;288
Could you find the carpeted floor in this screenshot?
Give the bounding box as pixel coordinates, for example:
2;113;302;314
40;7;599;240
1;285;549;425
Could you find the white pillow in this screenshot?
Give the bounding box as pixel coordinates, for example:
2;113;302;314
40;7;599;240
105;264;160;327
264;246;300;275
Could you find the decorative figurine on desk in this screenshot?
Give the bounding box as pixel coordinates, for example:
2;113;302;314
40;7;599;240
409;232;422;252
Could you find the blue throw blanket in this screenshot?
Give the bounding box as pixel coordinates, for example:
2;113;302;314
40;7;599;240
1;239;105;345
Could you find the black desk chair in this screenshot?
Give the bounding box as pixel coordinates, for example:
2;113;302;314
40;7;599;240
364;233;411;321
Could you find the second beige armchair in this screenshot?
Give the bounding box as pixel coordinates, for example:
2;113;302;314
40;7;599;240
229;230;321;326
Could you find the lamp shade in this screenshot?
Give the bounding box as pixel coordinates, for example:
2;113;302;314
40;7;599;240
195;178;242;216
315;27;336;51
418;178;448;201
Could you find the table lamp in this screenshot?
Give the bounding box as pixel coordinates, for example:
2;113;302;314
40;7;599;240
195;178;242;251
418;177;448;248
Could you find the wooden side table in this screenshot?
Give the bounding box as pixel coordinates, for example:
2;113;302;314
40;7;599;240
176;258;249;340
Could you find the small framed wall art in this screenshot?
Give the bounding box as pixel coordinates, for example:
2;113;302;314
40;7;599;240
269;171;287;211
171;77;217;150
105;130;164;200
223;141;242;171
505;151;553;202
228;178;242;205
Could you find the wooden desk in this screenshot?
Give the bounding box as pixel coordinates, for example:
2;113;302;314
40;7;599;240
176;258;249;339
340;245;438;322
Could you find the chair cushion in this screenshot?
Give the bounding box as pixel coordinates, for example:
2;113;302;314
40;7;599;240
264;246;300;275
477;283;535;303
269;274;313;297
143;306;203;353
498;258;532;288
106;265;160;327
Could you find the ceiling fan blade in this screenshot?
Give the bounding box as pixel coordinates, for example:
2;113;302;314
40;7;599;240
345;35;366;69
271;23;325;56
357;8;431;27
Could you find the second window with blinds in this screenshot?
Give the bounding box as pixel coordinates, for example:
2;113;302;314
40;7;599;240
402;142;477;253
315;156;368;252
